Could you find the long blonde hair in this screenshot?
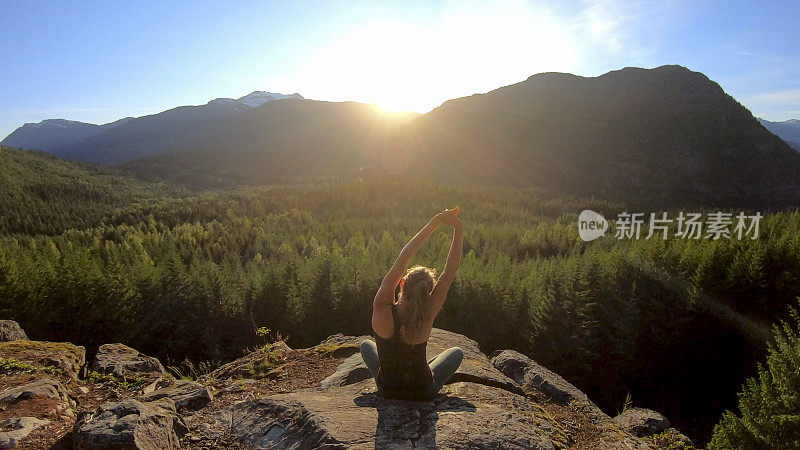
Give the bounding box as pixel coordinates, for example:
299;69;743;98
398;265;436;340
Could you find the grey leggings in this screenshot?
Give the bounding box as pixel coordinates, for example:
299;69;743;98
360;339;464;398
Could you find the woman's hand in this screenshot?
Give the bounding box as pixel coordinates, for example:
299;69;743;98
436;207;462;228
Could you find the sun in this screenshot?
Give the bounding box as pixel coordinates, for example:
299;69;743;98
287;4;579;114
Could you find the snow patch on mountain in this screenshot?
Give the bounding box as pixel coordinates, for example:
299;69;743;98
237;91;304;107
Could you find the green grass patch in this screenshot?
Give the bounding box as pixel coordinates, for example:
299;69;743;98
85;370;148;391
0;357;39;374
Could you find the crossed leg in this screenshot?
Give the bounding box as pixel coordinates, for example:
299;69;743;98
360;339;381;380
361;340;464;398
427;346;463;397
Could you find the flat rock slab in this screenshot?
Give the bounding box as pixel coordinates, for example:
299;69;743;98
207;379;563;449
141;380;213;412
0;417;49;448
0;321;28;342
91;343;164;377
0;340;85;380
72;399;187;450
320;328;522;395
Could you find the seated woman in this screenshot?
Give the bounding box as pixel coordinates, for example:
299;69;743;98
361;207;465;401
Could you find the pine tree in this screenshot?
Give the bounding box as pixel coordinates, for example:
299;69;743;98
709;302;800;449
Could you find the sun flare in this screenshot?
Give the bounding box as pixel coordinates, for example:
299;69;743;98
285;4;580;113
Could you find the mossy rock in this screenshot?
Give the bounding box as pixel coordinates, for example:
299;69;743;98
0;341;85;380
309;333;369;358
210;341;291;379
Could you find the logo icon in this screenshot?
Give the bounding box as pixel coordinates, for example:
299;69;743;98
578;210;608;241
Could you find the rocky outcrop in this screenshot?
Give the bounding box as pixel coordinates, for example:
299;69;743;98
487;349;656;449
0;326;692;448
614;407;671;437
320;329;523;395
428;329;524;394
312;333;365;357
611;408;695;449
0;417;49;448
187;328;657;449
0;340;85;379
204;379;564;449
320;353;373;389
211;340;293;379
72;399;187;450
91;343;164;377
141;380;213;412
0;378;70;405
661;427;695;447
0;321;27;342
491;349;588;405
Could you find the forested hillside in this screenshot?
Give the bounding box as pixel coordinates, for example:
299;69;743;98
1;177;799;443
51;99;254;165
0;146;183;234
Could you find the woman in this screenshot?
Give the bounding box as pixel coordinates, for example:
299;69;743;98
360;207;465;401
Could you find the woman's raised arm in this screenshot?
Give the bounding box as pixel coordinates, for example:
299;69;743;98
430;209;463;311
374;213;442;307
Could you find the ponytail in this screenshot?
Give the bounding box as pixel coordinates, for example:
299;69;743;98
398;266;436;340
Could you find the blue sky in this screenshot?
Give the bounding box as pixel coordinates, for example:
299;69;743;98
1;0;799;139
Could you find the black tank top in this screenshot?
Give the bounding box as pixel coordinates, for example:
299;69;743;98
374;302;433;400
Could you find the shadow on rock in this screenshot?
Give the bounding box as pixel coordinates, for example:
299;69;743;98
353;391;476;449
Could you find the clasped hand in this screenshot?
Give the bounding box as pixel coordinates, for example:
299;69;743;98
433;206;462;228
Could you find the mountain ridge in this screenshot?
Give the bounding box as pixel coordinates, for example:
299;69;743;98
386;65;800;207
0;91;304;163
758;117;800;151
117;65;800;208
1;117;133;152
5;66;800;208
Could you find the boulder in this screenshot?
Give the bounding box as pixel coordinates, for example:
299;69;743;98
141;380;213;412
211;341;292;379
0;417;49;448
662;427;694;447
491;349;588;405
319;328;522;395
614;407;671;438
0;340;85;379
72;399;187;450
0;321;27;342
0;378;70;404
91;343;164;377
204;379;565;449
319;353;372;389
